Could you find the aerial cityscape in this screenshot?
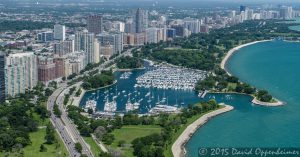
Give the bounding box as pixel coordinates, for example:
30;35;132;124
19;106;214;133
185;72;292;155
1;0;300;157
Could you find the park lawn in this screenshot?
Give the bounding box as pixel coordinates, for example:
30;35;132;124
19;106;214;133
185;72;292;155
32;112;50;126
23;128;69;157
164;106;224;157
227;83;237;91
111;125;162;157
83;136;102;156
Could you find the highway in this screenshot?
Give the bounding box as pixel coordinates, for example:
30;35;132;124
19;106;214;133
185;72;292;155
47;48;134;156
47;84;83;157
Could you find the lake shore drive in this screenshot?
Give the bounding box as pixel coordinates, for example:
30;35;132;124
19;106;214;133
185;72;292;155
172;104;234;157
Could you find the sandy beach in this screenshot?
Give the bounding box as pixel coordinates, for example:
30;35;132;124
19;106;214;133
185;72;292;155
172;104;234;157
220;40;271;75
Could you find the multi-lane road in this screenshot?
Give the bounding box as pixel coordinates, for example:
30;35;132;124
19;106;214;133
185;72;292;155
47;83;84;157
47;48;134;156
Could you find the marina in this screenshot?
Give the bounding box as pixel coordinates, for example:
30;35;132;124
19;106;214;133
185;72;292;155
84;100;97;112
136;64;207;90
80;62;208;114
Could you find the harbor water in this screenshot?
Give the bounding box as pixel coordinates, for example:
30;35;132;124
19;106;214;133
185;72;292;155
80;63;209;114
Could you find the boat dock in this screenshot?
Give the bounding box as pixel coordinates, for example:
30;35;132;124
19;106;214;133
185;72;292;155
136;64;207;90
200;90;208;98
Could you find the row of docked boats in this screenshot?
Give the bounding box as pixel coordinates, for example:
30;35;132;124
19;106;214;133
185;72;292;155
136;64;207;90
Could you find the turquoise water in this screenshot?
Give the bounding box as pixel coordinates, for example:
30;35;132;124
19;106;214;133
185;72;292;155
287;18;300;31
185;40;300;156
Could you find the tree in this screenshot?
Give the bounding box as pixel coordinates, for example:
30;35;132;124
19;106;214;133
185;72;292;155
102;133;115;145
75;88;82;97
208;99;218;109
45;123;56;144
40;144;47;152
94;126;107;141
53;104;62;117
87;108;93;115
227;76;239;83
75;142;82;153
45;88;53;97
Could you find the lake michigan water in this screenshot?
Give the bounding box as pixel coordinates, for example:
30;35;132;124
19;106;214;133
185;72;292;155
185;40;300;156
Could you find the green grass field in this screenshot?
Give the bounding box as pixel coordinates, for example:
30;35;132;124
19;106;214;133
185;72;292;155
83;136;102;156
111;125;162;157
22;128;69;157
227;83;237;91
0;127;69;157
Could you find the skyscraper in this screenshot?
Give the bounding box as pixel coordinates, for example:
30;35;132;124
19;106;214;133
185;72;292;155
134;8;148;33
183;18;201;34
146;28;158;43
97;32;123;55
37;31;54;42
0;52;5;102
280;6;293;19
5;52;38;97
54;24;66;41
54;40;74;56
75;31;99;65
87;15;103;35
38;56;56;84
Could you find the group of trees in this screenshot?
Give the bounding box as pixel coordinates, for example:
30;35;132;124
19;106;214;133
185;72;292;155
0;20;85;32
131;100;219;157
115;56;143;69
257;90;273;102
149;49;216;71
67;106;92;137
0;100;37;151
44;123;56;144
0;20;53;32
81;70;114;90
0;81;54;153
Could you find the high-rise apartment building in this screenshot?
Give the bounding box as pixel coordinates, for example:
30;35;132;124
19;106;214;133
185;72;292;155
38;56;56;84
146;28;158;44
75;31;99;65
280;6;293;19
134;8;148;33
97;32;123;54
54;40;74;56
87;15;103;35
5;52;38;97
54;24;66;41
184;18;201;34
37;31;54;42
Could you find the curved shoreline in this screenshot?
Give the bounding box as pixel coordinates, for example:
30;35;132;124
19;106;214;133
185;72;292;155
172;104;234;157
220;40;285;107
220;40;271;74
